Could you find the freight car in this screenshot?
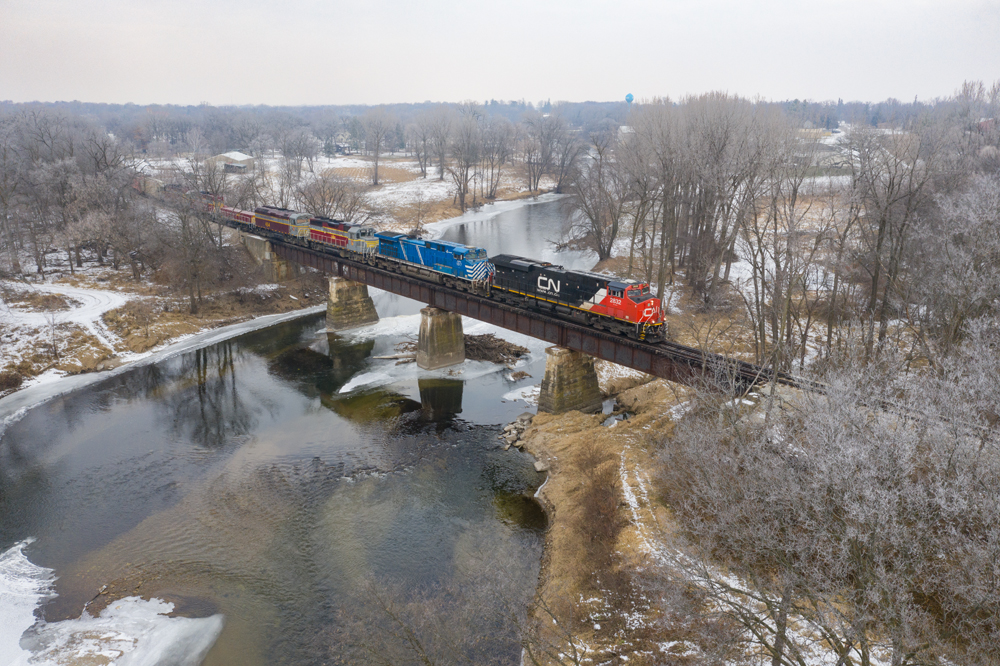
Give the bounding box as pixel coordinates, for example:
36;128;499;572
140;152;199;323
220;205;253;225
491;254;664;341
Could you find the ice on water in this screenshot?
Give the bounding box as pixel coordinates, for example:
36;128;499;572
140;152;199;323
0;541;224;666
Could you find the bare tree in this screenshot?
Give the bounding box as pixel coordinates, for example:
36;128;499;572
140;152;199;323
478;115;516;200
447;106;482;212
519;111;559;191
184;127;210;176
232;116;264;155
157;205;218;314
407;117;434;178
284;128;320;177
0;118;24;273
548;114;582;194
845;117;947;358
361;107;396;186
562;131;628;261
296;171;375;224
428;106;454;181
908;172;1000;358
655;350;1000;666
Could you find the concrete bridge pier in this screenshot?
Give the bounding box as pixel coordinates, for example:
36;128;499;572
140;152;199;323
538;346;602;415
242;234;302;282
416;307;465;370
327;277;379;331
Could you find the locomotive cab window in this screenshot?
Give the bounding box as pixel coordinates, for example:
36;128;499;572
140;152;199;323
630;284;653;301
610;287;624;298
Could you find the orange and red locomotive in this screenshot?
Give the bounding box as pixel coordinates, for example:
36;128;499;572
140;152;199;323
490;254;664;342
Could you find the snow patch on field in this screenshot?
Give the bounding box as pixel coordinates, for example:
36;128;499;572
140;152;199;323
365;177;455;208
2;282;128;351
595;360;649;391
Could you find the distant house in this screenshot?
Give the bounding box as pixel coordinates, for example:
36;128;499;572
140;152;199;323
206;151;255;172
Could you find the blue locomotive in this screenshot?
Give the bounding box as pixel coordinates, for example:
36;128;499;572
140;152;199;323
373;232;494;292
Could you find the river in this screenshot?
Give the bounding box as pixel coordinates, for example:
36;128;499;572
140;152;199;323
0;196;592;665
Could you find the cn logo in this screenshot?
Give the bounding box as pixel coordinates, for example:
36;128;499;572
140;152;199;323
537;275;561;293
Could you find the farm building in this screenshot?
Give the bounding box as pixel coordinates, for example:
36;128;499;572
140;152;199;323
206;151;255;171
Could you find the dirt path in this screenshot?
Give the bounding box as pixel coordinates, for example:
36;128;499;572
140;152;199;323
4;282;129;350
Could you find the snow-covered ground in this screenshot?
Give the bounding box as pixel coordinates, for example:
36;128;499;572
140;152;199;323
364;176;455;208
2;282;128;351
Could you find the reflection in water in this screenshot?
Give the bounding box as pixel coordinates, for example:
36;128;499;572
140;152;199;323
440;199;596;270
418;378;464;423
321;390;422;425
0;311;545;665
159;343;260;449
0;200;589;663
324;332;377;391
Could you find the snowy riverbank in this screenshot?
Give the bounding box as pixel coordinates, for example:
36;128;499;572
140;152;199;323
0;305;325;437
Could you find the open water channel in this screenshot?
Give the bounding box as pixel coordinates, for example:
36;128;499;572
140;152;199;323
0;196;592;665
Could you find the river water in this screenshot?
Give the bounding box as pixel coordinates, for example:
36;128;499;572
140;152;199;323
0;197;591;665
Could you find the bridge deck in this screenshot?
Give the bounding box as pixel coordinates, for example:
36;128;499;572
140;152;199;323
261;238;812;392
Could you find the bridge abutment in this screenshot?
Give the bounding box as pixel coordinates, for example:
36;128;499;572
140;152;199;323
327;277;379;331
416;307;465;370
242;234;301;282
538;346;602;415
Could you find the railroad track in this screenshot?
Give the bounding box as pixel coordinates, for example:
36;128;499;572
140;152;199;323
213;214;822;395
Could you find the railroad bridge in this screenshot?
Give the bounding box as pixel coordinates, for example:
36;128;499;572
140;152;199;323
240;231;806;414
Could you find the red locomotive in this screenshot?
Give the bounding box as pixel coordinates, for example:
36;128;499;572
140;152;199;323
490;254;664;342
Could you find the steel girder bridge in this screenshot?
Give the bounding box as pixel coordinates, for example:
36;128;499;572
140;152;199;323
254;236;813;393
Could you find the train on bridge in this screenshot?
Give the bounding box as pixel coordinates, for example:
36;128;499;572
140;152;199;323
187;192;666;342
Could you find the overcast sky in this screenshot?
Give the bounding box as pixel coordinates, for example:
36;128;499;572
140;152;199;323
2;0;997;106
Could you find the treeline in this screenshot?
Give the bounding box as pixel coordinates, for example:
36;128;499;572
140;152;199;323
619;81;1000;666
180;102;585;237
563;81;1000;372
4;81;1000;343
654;335;1000;666
0;110;256;313
0;98;628;159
